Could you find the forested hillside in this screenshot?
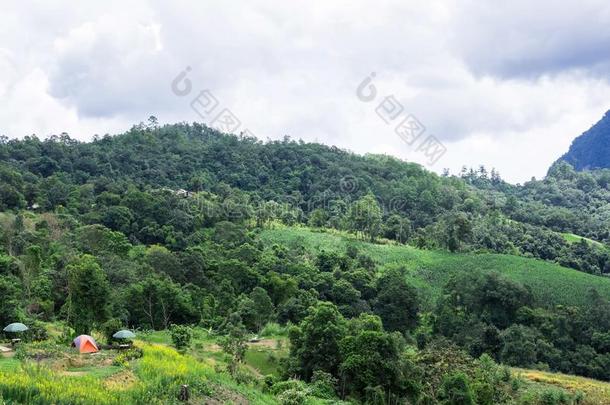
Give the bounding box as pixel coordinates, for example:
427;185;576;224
1;120;608;274
559;110;610;171
1;121;610;404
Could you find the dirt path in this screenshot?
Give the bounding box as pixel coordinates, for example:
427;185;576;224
247;339;277;349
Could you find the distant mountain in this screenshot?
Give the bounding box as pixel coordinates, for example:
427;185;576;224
559;110;610;170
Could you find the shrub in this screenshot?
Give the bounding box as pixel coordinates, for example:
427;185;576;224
24;321;48;342
539;388;571;405
260;322;286;337
54;324;75;345
112;347;143;366
438;372;474;405
169;324;192;352
270;379;308;396
310;370;337;399
278;388;309;405
101;318;124;344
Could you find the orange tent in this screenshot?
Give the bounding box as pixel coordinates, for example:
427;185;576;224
72;335;99;353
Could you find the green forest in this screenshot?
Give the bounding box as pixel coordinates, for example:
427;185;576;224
1;120;609;404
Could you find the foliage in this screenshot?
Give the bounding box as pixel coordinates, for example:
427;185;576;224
1;122;610;402
101;318;124;344
112;347;143;366
559;110;610;171
169;324;193;352
64;255;110;334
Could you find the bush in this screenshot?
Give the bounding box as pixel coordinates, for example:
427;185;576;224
270;379;308;396
169;324;192;352
439;372;474;405
260;322;286;337
101;318;124;344
539;388;571;405
112;347;143;366
278;388;309;405
310;370;337;399
54;324;75;345
24;321;48;342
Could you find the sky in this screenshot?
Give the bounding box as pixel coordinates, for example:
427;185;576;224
1;0;610;183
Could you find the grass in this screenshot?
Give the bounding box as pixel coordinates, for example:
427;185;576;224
0;338;280;404
244;344;287;377
260;226;610;309
137;330;173;345
562;232;607;248
245;350;277;375
514;368;610;405
65;364;122;379
0;357;20;372
2;328;609;404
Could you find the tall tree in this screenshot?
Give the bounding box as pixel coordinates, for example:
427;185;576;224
65;255;110;334
288;302;347;380
373;267;420;334
348;193;382;241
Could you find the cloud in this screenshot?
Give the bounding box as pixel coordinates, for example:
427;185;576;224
0;0;609;183
450;0;610;79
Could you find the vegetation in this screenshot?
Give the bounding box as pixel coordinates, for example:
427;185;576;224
559;109;610;170
1;121;609;403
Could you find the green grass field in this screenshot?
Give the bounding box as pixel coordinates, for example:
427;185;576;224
65;364;122;379
0;356;20;372
245;349;282;376
562;232;607;249
260;226;610;309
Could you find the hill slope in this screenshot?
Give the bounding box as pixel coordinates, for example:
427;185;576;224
559;110;610;170
260;226;610;309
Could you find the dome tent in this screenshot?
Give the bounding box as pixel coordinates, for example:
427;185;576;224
72;335;99;353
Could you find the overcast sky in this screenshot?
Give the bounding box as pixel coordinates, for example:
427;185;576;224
1;0;610;183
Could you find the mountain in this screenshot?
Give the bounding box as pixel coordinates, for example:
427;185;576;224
559;110;610;170
2;122;610;401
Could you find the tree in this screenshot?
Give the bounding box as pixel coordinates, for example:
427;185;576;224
219;316;248;375
500;325;539;367
308;208;328;228
287;302;347;380
125;275;196;329
170;324;193;352
0;276;22;326
65;255;110;334
438;372;474;405
373;267;419;334
339;314;415;401
145;245;182;282
249;287;274;332
348;194;382;241
442;212;472;252
383;214;411;243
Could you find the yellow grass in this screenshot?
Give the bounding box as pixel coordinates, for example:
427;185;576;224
514;368;610;405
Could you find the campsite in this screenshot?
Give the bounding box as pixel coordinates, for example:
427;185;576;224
2;320;610;404
0;322;289;404
4;0;610;403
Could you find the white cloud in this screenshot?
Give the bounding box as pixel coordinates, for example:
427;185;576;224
0;0;608;183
